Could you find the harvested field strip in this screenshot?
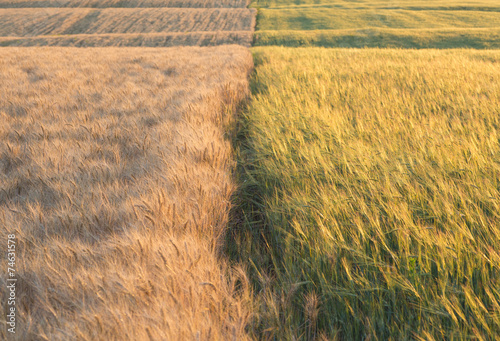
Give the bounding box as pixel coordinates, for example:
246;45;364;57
0;31;254;47
0;8;256;37
232;47;500;339
254;28;500;49
0;0;249;8
0;46;253;340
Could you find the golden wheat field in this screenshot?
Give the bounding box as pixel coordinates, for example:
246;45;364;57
0;0;249;8
0;46;254;340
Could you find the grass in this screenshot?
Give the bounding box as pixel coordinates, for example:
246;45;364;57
230;47;500;340
251;0;500;48
0;46;254;340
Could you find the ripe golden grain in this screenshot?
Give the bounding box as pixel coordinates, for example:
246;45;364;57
0;46;254;340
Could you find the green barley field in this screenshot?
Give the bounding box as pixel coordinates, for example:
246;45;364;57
252;0;500;48
229;47;500;340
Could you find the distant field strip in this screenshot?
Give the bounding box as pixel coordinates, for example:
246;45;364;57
233;47;500;339
255;28;500;49
0;5;256;47
250;0;500;9
252;0;500;47
257;9;500;30
0;46;253;340
0;0;249;8
0;8;256;36
0;31;254;47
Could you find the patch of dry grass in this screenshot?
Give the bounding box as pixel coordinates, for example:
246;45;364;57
0;0;249;8
0;46;254;340
0;8;256;37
